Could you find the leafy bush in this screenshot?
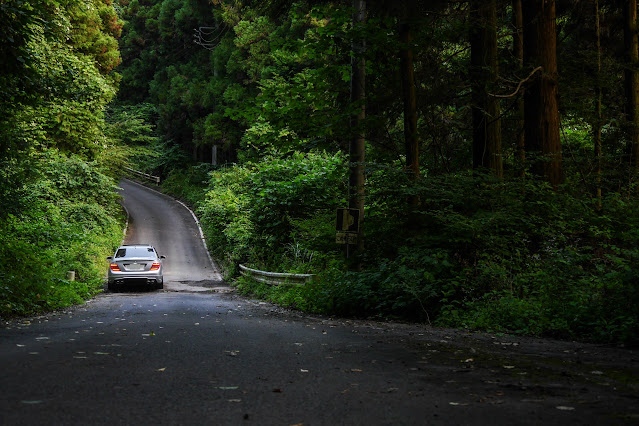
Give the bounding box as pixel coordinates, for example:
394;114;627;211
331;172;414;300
197;151;346;275
0;151;124;318
161;163;213;206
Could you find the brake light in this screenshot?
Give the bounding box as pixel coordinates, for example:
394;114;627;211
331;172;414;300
150;262;161;271
109;263;121;271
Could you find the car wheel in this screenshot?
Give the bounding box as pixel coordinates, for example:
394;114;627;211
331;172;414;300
108;281;116;292
157;281;164;290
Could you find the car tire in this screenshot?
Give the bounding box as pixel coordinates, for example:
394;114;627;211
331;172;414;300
157;281;164;290
108;282;116;292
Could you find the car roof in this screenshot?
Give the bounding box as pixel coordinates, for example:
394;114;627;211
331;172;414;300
114;245;158;258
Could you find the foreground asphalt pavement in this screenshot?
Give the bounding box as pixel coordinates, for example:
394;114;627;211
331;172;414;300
1;179;637;425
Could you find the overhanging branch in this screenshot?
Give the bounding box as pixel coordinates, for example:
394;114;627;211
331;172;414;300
490;66;542;99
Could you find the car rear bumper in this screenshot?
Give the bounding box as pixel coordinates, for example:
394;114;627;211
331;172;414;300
108;271;163;286
110;277;162;285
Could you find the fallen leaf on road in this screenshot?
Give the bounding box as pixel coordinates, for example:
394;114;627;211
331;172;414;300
300;369;309;373
449;402;469;406
157;368;166;372
556;406;575;411
503;365;515;369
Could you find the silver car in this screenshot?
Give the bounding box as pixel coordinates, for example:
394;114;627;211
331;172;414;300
107;244;165;291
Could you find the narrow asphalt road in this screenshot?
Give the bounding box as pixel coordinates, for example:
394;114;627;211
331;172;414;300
1;180;638;425
118;179;223;291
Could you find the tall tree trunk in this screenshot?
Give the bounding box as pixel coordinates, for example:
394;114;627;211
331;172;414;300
350;0;366;255
624;0;639;175
513;0;525;177
470;0;502;177
522;0;563;187
594;0;602;207
400;2;419;183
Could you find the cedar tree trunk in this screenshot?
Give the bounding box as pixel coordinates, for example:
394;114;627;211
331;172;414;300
522;0;563;187
625;0;639;173
350;0;366;253
470;0;502;177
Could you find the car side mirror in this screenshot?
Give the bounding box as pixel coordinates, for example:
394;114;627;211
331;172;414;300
160;255;166;259
107;256;113;261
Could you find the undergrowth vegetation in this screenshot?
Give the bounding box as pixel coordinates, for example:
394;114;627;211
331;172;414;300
0;151;124;317
195;151;345;277
162;157;639;346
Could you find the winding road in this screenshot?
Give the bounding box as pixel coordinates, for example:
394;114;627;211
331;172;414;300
119;179;223;291
1;180;637;425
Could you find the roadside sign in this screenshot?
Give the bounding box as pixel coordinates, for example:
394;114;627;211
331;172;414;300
336;208;360;245
336;232;358;245
336;208;360;233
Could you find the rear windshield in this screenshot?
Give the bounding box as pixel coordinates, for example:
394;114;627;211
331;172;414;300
115;247;156;258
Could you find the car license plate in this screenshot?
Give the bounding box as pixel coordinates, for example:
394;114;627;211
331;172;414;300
126;263;145;271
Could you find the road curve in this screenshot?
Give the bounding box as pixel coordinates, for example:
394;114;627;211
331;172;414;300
118;179;223;291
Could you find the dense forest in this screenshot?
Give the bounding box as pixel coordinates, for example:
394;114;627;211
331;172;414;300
2;0;639;345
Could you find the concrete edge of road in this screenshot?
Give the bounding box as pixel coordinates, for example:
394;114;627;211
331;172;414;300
121;178;223;281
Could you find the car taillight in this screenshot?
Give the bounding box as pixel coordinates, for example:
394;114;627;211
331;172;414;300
109;263;121;271
150;262;161;271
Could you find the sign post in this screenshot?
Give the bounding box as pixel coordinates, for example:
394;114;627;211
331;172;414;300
336;208;360;248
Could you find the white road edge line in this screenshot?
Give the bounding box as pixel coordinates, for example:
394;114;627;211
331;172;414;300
122;178;222;280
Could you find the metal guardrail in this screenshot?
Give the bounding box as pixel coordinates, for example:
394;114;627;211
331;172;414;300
239;264;315;286
125;167;160;185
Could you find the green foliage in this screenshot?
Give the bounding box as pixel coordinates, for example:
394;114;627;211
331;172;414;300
212;165;639;345
234;276;314;312
0;0;125;318
399;174;639;345
0;151;124;318
196;151;346;274
102;102;161;176
67;0;123;73
161;163;212;206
